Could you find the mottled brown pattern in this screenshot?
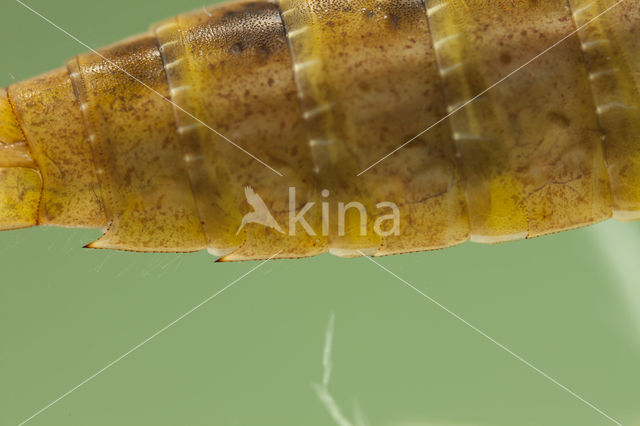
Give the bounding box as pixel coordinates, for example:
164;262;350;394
426;0;612;240
570;0;640;221
1;0;639;260
68;34;206;251
279;0;470;256
9;69;105;227
156;1;322;259
0;89;41;229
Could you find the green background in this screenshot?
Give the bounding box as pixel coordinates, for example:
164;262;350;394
1;1;639;425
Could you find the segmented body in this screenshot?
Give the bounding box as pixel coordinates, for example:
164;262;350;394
0;0;639;261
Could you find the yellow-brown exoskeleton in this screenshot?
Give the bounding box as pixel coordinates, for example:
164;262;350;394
1;0;639;261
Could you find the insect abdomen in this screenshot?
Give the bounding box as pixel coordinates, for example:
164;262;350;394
1;0;639;260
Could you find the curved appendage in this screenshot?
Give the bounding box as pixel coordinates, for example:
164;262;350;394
0;88;41;230
9;70;106;229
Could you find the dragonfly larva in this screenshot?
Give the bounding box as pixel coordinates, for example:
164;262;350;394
0;0;638;261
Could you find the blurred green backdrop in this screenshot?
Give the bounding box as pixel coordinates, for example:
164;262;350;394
1;1;639;425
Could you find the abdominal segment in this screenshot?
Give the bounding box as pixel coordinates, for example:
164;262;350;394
2;0;639;260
